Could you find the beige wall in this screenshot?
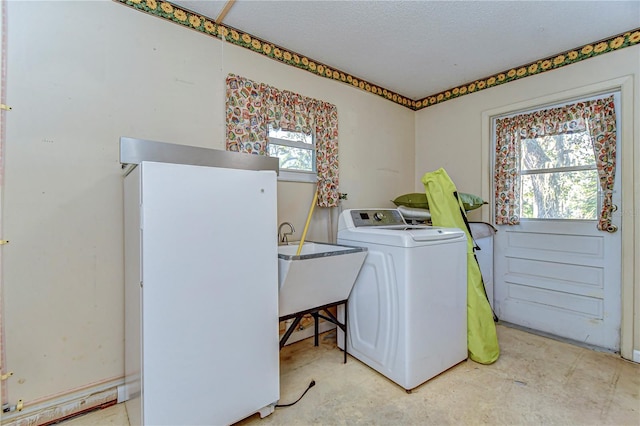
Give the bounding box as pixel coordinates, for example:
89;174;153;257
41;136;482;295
2;1;414;406
414;45;640;358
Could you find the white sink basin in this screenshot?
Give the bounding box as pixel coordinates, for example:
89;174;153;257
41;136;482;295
277;242;367;318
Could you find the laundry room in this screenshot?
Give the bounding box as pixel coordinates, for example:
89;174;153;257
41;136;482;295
1;1;639;425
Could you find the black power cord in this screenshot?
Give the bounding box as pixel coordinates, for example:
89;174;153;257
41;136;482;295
275;380;316;408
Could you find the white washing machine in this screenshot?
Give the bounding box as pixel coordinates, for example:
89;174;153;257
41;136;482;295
337;209;468;391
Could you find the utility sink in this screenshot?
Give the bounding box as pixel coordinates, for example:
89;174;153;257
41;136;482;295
277;242;367;318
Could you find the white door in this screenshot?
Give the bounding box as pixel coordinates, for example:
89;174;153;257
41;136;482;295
493;94;622;351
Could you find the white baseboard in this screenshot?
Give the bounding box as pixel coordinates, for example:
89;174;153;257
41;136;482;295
3;378;123;426
633;350;640;363
117;384;129;403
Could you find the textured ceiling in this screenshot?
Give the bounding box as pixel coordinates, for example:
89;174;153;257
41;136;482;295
171;0;640;100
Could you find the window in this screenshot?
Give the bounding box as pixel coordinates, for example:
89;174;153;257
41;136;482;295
226;74;340;206
268;125;316;183
494;93;617;229
520;132;598;220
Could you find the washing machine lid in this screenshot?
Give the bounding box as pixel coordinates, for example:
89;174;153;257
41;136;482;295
337;209;466;247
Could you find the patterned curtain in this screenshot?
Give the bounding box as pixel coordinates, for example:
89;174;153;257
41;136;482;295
494;117;522;225
225;74;339;207
225;74;268;154
311;100;340;207
582;96;617;232
494;95;616;230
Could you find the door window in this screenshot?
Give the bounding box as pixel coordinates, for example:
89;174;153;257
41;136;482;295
520;132;598;220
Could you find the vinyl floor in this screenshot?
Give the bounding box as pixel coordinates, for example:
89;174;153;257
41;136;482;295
62;324;640;425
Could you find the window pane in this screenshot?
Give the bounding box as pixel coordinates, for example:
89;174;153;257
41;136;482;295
520;170;598;219
268;144;314;172
268;126;313;145
521;132;595;171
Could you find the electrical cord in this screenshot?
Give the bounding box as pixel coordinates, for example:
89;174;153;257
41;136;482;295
275;380;316;408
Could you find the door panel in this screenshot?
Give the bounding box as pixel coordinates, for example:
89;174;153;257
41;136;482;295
495;218;620;350
507;230;603;256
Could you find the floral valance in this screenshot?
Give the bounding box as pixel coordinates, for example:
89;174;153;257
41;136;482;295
512;105;587;139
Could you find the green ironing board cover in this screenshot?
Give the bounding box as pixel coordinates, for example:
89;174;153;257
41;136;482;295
421;168;499;364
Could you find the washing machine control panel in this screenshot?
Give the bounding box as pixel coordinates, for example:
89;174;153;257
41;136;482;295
350;209;406;227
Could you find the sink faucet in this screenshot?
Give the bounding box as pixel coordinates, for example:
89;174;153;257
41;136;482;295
278;222;295;244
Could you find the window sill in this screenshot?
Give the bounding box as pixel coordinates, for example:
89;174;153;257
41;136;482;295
278;170;317;183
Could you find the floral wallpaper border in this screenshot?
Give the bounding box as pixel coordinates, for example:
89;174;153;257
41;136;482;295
116;0;640;111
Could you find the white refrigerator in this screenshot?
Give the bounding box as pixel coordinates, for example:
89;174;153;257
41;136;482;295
123;145;279;425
